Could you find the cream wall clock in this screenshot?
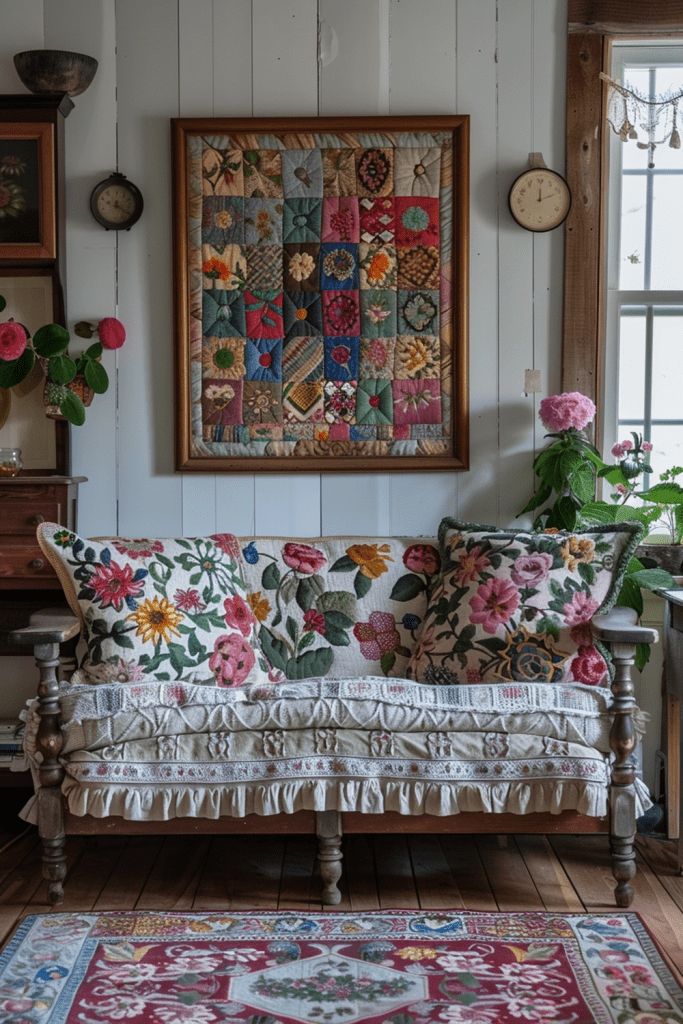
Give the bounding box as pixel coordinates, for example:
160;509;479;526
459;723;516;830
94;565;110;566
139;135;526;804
508;153;571;232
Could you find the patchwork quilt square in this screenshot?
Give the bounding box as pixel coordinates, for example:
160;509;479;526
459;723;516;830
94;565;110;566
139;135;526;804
188;128;456;463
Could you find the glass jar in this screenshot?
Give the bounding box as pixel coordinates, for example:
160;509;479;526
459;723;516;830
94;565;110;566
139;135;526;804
0;447;22;477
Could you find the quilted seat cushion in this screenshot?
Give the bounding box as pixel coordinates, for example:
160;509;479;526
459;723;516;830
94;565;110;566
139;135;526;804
407;519;642;687
38;523;271;686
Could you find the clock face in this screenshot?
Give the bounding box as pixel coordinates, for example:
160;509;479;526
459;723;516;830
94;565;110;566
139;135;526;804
508;169;571;232
90;174;143;230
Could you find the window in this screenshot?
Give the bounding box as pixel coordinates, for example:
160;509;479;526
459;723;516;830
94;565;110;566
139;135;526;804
603;43;683;477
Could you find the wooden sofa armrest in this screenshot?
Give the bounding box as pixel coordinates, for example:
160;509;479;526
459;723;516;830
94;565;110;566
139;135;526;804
6;608;80;647
592;607;658;647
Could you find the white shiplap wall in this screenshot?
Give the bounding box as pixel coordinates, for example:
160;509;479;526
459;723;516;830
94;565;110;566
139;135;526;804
0;0;567;538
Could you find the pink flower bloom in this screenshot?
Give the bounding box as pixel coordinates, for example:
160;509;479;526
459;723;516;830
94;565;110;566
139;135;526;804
223;594;255;637
469;577;520;634
174;588;205;613
563;591;599;626
282;542;326;575
403;543;441;575
539;391;596;432
510;552;553;588
570;645;607;685
211;532;240;559
90;561;145;611
98;316;126;350
453;545;490;585
0;321;27;361
614;483;629;496
303;608;326;635
642;440;653;452
353;611;400;661
209;633;255;686
611;439;633;458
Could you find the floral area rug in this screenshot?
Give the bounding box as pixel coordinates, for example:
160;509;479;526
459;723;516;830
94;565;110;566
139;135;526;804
1;910;681;1023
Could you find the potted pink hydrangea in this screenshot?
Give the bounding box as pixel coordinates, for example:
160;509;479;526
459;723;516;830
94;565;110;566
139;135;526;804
0;292;125;425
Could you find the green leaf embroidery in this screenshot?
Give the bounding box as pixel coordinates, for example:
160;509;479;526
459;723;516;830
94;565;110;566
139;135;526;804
389;573;426;602
262;562;281;589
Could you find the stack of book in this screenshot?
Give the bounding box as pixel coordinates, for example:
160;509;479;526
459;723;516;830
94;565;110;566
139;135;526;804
0;719;27;772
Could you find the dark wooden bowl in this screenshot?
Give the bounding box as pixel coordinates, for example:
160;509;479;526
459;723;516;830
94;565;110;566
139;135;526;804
13;50;98;97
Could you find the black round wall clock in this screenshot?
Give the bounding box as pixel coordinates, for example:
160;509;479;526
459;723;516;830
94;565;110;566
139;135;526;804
90;172;144;230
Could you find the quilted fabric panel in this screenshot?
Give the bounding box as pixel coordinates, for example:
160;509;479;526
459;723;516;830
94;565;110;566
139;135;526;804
37;524;272;687
407;519;643;687
238;536;441;679
185;127;456;462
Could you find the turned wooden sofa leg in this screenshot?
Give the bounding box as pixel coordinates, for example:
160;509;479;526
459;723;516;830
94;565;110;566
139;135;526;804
316;810;343;905
35;641;67;905
609;641;639;908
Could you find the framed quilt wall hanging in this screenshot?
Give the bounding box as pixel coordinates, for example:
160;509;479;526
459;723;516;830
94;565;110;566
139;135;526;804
172;115;469;472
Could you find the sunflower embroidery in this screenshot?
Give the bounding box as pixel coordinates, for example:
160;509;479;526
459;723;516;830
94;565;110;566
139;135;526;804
127;596;183;645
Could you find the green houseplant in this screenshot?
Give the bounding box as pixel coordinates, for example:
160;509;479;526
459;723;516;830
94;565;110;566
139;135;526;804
0;292;125;425
520;393;676;668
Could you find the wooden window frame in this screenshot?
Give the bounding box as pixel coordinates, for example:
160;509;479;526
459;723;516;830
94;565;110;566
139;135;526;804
562;1;683;437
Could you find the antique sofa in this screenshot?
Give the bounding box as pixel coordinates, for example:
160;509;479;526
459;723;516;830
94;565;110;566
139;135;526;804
11;519;657;909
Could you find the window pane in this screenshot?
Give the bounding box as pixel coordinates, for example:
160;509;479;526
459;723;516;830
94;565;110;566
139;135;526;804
651;175;683;288
648;426;683;477
621;68;651;171
652;66;683;169
617;311;646;420
652;312;683;418
618;174;646;288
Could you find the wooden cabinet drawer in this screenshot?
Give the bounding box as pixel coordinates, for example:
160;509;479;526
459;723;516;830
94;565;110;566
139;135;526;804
0;543;54;580
0;501;60;536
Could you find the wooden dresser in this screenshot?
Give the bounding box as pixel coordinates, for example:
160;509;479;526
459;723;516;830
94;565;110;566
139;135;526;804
0;475;85;652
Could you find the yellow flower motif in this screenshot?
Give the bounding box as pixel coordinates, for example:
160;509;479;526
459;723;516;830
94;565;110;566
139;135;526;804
395;946;439;961
560;536;595;572
347;542;394;579
247;591;271;622
127;596;183;645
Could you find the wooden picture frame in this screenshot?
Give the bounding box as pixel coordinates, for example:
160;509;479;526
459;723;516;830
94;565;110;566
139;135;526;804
0;122;56;261
172;115;469;473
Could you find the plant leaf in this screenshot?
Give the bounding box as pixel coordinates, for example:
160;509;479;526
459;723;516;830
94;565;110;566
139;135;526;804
74;321;95;339
60;390;86;426
638;482;683;505
48;354;77;384
84;359;109;393
0;346;34;388
32;323;70;357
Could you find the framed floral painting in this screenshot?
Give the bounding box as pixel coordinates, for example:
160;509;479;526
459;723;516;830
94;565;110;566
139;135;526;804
0;123;56;260
172;115;469;472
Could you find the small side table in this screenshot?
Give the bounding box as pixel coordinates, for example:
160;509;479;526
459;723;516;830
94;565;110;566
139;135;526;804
658;587;683;873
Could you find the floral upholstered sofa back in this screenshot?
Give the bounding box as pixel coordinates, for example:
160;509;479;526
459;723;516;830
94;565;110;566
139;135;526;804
237;537;440;680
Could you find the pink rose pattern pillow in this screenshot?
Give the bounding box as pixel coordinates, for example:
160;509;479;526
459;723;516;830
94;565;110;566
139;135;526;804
406;520;642;687
38;524;272;686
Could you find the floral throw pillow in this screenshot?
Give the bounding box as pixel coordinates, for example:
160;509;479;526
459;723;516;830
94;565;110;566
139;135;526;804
406;519;642;687
37;524;271;686
239;537;441;679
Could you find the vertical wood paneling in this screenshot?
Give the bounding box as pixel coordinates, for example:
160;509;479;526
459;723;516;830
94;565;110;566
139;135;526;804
497;0;536;527
532;0;567;454
252;0;321;536
0;0;43;91
45;0;118;536
387;0;458;534
115;0;183;536
178;0;217;536
319;0;390;115
455;0;500;525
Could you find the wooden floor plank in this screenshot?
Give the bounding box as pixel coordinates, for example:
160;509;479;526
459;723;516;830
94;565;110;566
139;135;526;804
94;837;163;911
343;836;379;911
439;836;498;910
515;835;584;912
636;836;683;912
374;835;419;909
221;837;285;910
135;837;210;911
476;835;544;911
56;838;124;913
278;836;321;911
409;835;464;910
